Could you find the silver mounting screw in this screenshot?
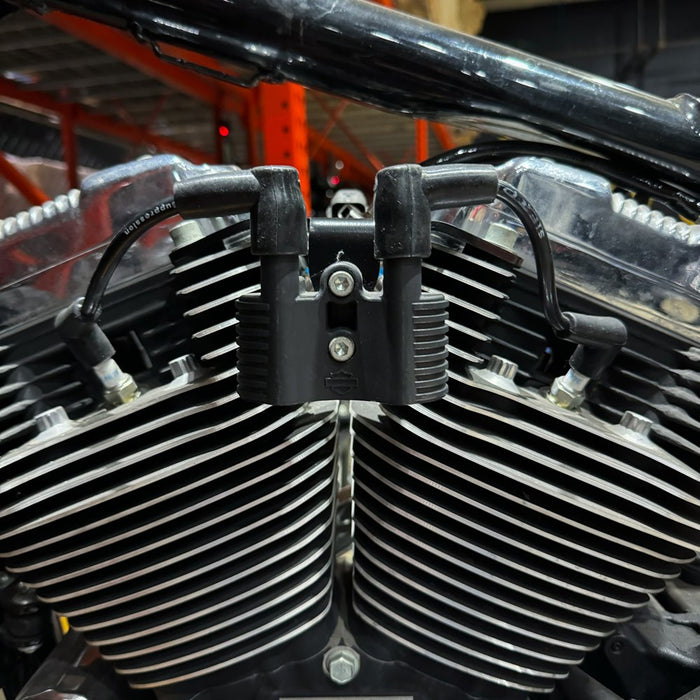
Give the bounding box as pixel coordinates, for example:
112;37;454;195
169;354;201;382
323;646;360;685
329;336;355;362
328;270;355;297
35;406;69;434
619;410;653;438
486;355;518;381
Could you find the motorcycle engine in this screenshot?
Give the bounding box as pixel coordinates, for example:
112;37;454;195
0;152;699;700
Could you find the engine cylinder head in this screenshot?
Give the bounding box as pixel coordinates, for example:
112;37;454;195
352;375;700;694
351;242;700;696
0;223;338;694
169;223;258;369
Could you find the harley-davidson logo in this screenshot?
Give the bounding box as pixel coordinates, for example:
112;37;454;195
324;371;359;395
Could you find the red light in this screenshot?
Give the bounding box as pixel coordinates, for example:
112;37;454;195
329;175;340;186
218;125;230;137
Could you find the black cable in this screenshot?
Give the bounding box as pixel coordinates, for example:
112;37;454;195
80;198;177;320
496;180;627;353
424;141;700;222
495;180;568;337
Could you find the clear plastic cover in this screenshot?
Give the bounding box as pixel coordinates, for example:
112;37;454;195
442;156;700;344
0;155;230;329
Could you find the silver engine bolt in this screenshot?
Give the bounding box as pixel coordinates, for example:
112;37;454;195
35;406;69;434
323;646;360;685
470;355;519;394
169;219;204;249
329;336;355;362
169;354;201;382
619;410;653;438
486;355;518;381
328;270;355;297
484;221;519;251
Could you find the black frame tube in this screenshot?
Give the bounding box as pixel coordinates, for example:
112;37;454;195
12;0;700;185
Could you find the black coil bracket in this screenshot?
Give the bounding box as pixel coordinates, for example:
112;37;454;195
232;163;499;405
